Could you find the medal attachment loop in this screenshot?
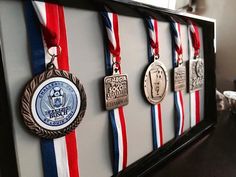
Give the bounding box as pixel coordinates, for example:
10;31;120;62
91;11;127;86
153;54;160;61
112;61;121;75
47;45;61;69
177;54;183;67
194;54;200;59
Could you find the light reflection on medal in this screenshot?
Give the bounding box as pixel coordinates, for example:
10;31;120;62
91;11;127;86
144;55;168;104
189;56;204;92
20;46;87;139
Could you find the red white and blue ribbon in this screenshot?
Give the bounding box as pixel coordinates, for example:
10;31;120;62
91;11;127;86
170;20;185;136
25;1;80;177
146;17;163;149
188;21;201;127
101;9;128;174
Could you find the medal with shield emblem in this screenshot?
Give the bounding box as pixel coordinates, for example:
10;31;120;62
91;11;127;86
21;46;87;139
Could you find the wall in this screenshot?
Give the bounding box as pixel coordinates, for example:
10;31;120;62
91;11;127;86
197;0;236;91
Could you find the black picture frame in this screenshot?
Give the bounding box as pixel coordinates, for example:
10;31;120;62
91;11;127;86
0;1;216;177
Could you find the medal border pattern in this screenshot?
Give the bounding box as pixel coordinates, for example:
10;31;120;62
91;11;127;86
21;69;87;139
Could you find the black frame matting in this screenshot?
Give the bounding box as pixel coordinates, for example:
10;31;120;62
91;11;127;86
0;1;216;177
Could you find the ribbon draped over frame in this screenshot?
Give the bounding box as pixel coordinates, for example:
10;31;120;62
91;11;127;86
25;1;80;177
146;17;164;149
101;9;128;174
170;19;185;136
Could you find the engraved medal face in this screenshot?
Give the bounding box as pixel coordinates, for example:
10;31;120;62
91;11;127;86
174;65;186;91
21;69;87;139
189;58;204;92
144;60;168;104
104;74;129;110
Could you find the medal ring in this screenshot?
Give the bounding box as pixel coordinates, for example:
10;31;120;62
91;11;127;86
47;45;62;58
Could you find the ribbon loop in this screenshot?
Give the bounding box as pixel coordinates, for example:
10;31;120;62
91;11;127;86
146;17;164;149
170;19;185;136
189;20;201;57
101;8;128;174
188;21;201;127
170;19;183;66
101;9;121;59
25;1;80;177
146;17;160;57
32;1;60;48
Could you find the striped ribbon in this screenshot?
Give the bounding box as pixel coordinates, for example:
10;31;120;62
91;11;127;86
25;1;80;177
146;17;163;149
101;10;128;174
170;20;185;136
188;21;201;127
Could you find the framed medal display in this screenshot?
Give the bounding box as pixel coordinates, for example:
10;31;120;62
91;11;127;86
0;1;216;177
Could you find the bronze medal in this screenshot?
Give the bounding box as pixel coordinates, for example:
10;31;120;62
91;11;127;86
21;67;87;139
104;73;129;110
189;57;204;92
174;65;186;91
144;58;168;104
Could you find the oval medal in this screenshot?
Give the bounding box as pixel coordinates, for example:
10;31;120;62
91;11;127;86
144;60;168;104
21;69;87;139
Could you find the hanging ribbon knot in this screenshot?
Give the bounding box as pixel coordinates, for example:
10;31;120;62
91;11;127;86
189;21;201;57
146;17;159;56
101;10;121;60
32;1;60;48
170;19;183;65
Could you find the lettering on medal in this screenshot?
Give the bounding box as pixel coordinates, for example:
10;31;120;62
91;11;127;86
104;74;128;110
174;66;186;91
189;58;204;92
35;81;78;127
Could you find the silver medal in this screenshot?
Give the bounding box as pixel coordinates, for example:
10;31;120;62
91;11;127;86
144;56;168;104
174;65;186;91
104;65;129;110
189;57;204;92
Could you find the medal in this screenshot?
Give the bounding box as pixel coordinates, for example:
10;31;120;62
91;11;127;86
144;17;166;149
101;9;128;173
21;49;87;139
104;63;129;110
25;2;82;176
188;20;203;126
144;55;168;104
189;56;204;92
174;65;186;91
170;19;186;136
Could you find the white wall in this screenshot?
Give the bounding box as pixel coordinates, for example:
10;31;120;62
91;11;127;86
198;0;236;91
132;0;176;9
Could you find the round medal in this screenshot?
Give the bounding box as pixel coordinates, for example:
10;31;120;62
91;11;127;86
144;60;168;104
21;68;87;139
